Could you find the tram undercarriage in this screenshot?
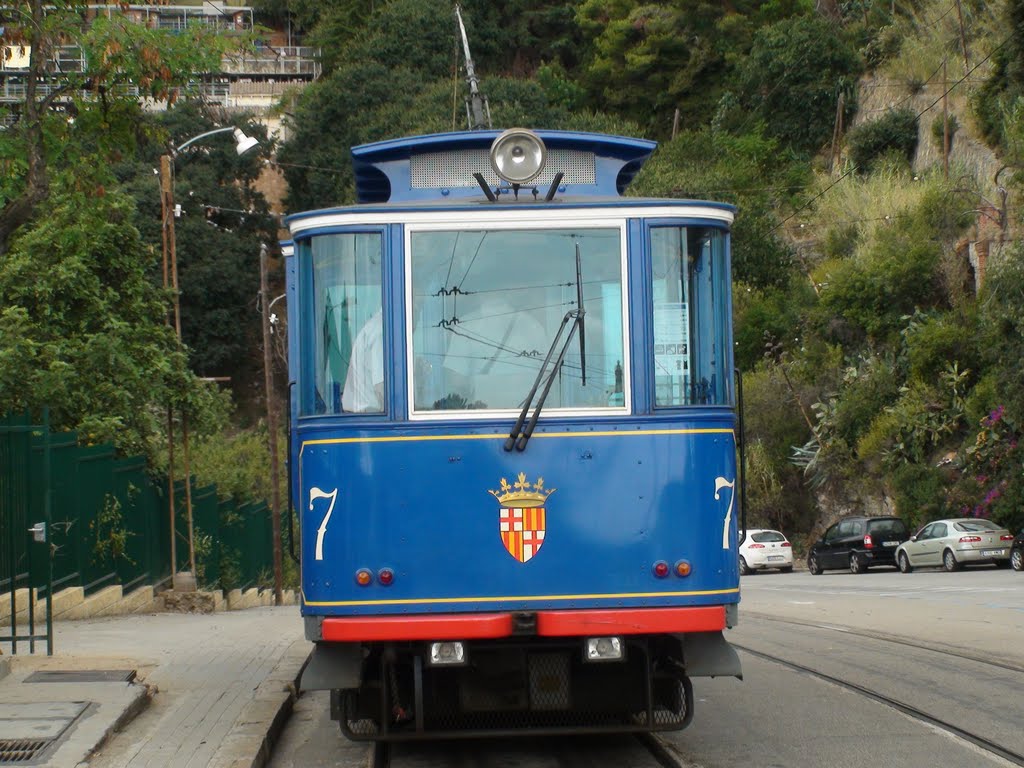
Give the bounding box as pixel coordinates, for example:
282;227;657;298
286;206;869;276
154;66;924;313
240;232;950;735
332;635;699;740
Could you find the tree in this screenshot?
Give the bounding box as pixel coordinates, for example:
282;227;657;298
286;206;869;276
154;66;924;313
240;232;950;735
0;166;210;460
118;103;276;382
0;1;232;255
732;14;861;155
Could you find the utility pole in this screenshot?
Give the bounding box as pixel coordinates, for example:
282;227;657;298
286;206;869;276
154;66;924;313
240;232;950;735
260;244;284;605
159;155;178;582
159;153;197;588
943;59;950;180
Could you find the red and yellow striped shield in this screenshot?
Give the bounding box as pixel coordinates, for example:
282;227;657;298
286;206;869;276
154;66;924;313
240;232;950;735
499;507;546;563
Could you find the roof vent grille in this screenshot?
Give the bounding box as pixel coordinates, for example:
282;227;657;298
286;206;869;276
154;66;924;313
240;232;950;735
410;149;595;189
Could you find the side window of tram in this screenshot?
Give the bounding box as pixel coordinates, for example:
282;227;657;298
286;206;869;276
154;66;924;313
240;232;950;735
301;232;384;416
650;226;728;407
409;227;626;413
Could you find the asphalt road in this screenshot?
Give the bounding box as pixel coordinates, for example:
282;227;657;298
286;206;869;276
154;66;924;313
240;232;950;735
269;566;1024;767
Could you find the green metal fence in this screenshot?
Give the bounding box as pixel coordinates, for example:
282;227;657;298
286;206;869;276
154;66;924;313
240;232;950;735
1;412;277;626
1;412;53;654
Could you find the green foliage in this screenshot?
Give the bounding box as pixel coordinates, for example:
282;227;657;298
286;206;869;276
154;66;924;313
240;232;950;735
631;127;806;288
812;225;943;345
187;423;285;509
847;108;919;172
733;15;861;154
888;462;946;530
972;0;1024;148
900;310;979;384
949;407;1024;532
92;492;135;566
976;245;1024;422
0;168;191;458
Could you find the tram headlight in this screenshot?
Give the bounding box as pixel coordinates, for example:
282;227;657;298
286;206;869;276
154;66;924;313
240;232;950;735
489;128;547;184
428;641;467;666
584;636;624;662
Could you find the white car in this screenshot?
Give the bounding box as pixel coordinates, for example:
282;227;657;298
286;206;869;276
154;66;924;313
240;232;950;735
739;529;794;574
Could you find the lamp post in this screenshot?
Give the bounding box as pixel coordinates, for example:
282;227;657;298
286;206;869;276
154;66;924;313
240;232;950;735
159;125;259;590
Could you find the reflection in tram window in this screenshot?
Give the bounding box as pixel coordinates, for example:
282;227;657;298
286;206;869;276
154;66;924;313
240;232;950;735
409;227;627;414
300;232;384;416
650;226;729;406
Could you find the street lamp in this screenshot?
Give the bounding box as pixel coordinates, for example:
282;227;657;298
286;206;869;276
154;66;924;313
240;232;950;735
159;125;260;591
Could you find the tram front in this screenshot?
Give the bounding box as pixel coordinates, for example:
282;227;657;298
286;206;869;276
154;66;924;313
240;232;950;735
286;129;742;739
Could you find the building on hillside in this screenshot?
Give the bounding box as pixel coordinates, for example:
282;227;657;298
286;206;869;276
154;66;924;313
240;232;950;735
0;2;319;140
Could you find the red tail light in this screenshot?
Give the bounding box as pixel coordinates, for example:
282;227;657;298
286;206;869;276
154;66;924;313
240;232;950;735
863;534;874;549
653;561;669;578
749;543;765;549
1001;534;1014;541
781;542;792;548
959;535;982;543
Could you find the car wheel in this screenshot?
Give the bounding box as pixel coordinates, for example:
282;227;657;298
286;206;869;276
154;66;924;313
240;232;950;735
1012;548;1024;572
808;555;822;575
739;556;753;576
780;565;793;574
897;551;913;574
943;549;960;572
850;552;867;574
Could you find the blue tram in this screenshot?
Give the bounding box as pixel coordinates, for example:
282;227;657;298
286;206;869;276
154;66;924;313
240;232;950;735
285;128;743;739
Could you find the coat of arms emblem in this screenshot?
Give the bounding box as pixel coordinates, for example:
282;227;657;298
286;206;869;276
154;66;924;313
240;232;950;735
488;472;555;563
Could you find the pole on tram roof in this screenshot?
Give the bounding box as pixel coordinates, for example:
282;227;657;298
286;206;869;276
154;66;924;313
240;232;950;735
455;4;490;130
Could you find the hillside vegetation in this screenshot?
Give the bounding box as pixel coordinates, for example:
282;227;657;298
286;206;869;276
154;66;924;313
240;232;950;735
265;0;1024;539
3;0;1024;540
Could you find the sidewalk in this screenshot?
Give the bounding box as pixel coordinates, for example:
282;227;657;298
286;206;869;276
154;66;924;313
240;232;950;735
0;606;310;768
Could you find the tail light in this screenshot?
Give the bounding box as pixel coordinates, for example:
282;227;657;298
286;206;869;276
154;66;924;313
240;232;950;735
749;543;765;549
959;535;982;543
1001;534;1014;541
863;534;874;549
653;561;669;578
781;542;792;548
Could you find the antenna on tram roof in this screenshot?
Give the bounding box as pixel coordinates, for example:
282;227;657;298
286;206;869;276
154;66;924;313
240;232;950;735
455;4;491;131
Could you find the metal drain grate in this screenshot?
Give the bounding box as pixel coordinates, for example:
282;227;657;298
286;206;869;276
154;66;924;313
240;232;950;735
24;669;136;684
0;738;50;764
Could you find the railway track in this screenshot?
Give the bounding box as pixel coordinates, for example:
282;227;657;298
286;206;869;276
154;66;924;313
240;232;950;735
369;731;695;768
733;636;1024;767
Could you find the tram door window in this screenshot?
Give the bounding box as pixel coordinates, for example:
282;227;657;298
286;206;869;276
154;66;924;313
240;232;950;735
409;226;627;414
300;232;384;415
650;226;729;406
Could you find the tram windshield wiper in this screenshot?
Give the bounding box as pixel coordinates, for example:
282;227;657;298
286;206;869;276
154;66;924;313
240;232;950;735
504;246;587;452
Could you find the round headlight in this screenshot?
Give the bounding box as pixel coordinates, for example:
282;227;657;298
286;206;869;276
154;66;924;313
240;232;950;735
489;128;547;184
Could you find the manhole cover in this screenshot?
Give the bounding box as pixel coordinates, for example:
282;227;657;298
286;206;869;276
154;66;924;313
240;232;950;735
0;738;50;764
24;670;136;684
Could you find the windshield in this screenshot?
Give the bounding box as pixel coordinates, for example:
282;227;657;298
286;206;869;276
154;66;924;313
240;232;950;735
408;226;627;415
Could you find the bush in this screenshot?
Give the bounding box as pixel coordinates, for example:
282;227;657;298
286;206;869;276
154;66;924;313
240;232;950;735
847;108;919;171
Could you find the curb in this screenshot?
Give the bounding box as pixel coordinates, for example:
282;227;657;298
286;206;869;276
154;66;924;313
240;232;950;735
87;683;154;759
209;638;312;768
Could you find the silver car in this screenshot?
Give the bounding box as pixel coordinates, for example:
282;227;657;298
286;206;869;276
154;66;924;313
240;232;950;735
896;518;1015;572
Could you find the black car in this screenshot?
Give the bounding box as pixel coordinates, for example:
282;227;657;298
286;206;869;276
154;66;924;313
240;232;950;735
1012;530;1024;572
807;516;911;574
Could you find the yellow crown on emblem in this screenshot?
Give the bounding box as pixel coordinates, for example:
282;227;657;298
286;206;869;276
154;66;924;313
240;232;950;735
489;472;556;507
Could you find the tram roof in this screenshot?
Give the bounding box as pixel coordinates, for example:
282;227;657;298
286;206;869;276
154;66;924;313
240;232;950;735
283;196;737;233
348;130;659;204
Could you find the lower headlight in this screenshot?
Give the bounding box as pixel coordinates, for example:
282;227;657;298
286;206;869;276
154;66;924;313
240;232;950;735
428;641;467;666
584;636;624;662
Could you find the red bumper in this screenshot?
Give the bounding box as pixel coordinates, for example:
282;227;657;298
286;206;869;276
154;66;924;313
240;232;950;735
321;606;725;642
